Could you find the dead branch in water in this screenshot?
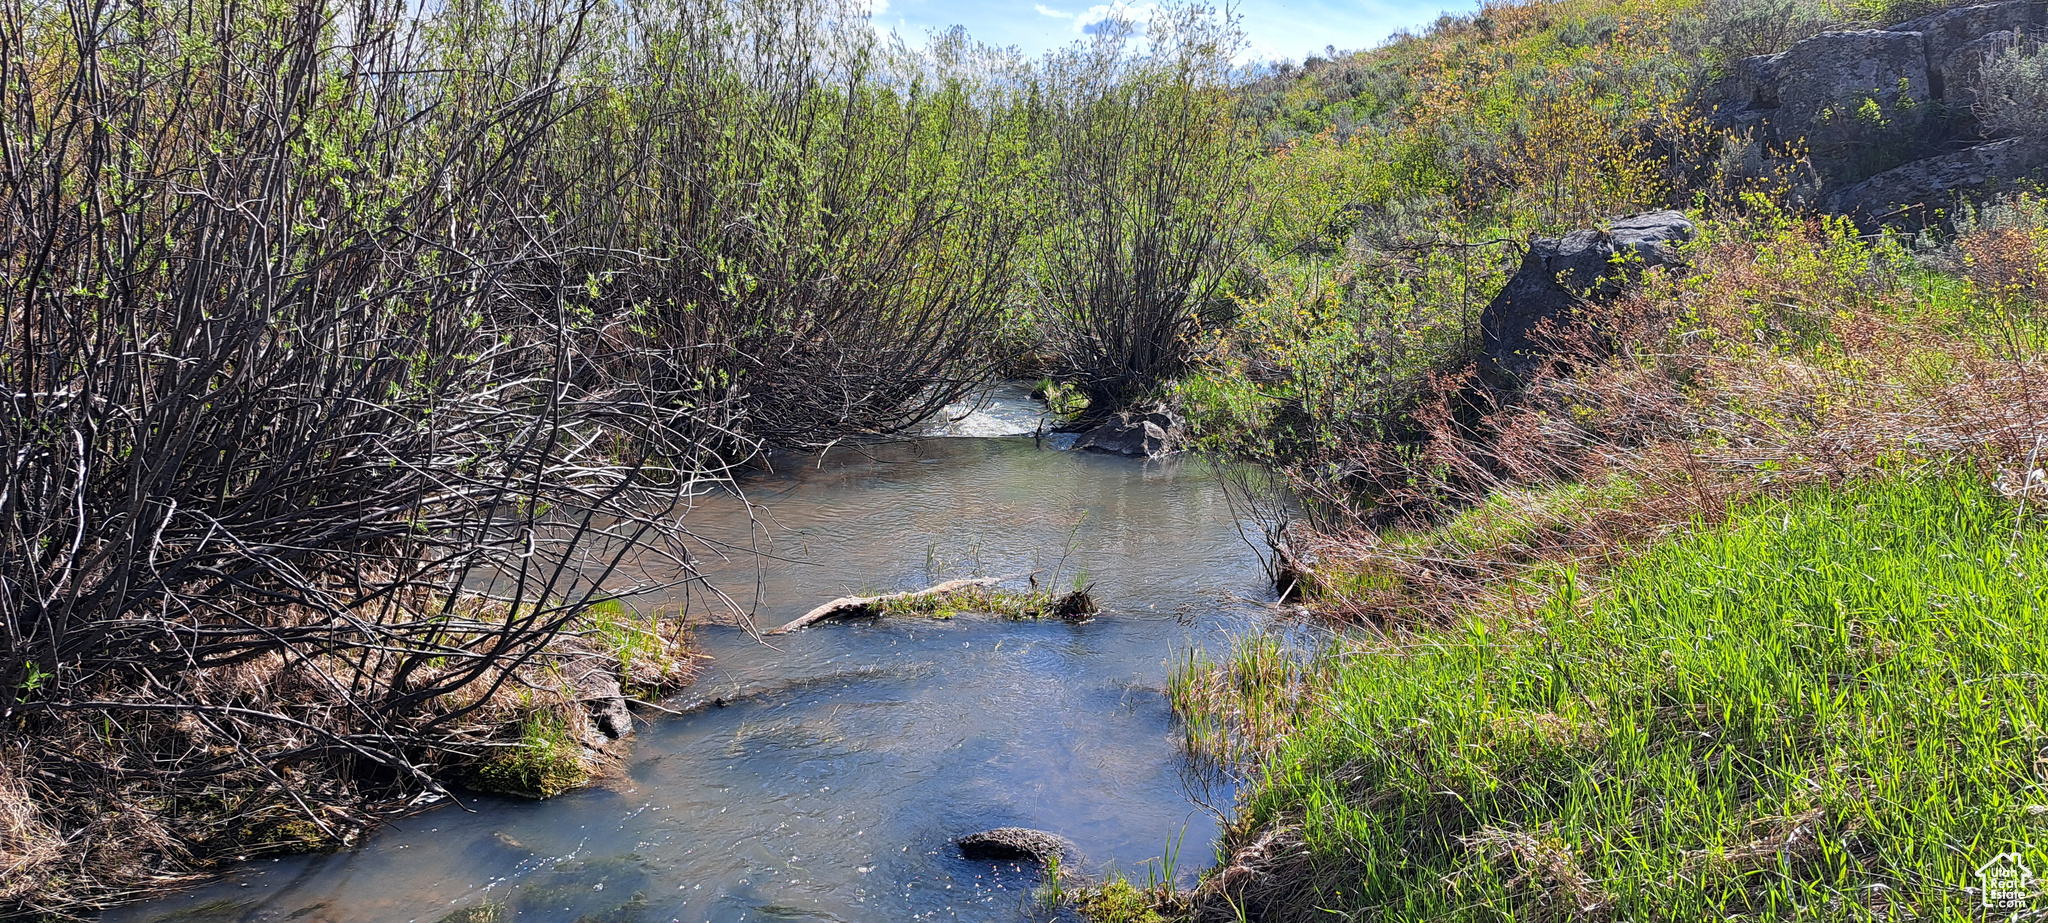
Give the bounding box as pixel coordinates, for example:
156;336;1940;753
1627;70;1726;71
768;577;1020;634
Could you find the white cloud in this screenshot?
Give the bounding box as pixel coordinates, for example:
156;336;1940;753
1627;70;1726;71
1238;40;1285;65
1072;2;1156;34
868;0;889;15
1034;4;1073;18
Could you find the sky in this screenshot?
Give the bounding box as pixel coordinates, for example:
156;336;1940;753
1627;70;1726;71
866;0;1485;64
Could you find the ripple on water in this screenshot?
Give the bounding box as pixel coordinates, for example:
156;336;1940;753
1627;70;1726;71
109;404;1271;923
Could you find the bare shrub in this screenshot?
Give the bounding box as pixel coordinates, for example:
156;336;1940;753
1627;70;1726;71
0;0;725;911
1031;6;1260;416
576;0;1032;445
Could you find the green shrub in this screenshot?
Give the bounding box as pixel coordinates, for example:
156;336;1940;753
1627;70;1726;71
1077;877;1176;923
1976;36;2048;141
1679;0;1840;61
1027;7;1260;416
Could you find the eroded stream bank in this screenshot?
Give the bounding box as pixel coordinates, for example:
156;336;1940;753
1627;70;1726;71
110;394;1274;923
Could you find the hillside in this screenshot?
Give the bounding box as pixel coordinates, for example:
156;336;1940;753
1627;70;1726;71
1107;0;2048;919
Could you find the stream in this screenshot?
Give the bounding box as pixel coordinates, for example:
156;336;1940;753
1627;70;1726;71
109;385;1276;923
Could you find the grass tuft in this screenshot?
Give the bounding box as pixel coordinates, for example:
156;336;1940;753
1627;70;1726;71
471;713;591;800
875;585;1098;622
1077;876;1185;923
575;601;702;695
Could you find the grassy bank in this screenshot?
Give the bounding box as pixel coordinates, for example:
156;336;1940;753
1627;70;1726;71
464;602;703;800
1137;196;2048;921
1158;472;2047;921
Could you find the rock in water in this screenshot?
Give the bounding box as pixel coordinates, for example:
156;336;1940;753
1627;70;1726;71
957;827;1080;864
1071;403;1184;458
1480;211;1694;381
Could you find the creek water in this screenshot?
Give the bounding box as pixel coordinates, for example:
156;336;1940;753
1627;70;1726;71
109;385;1275;923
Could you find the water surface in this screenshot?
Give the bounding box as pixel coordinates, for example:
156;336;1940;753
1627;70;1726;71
112;391;1271;923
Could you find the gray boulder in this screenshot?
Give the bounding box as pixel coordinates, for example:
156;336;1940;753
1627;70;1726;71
1719;52;1787;113
1826;136;2048;224
1481;211;1695;380
554;637;634;747
957;827;1080;864
1772;30;1934;173
1708;0;2047;207
1712;0;2048;212
1892;0;2045;100
1071;403;1183;458
1937;29;2041;116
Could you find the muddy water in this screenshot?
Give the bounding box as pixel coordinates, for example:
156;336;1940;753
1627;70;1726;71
111;386;1272;923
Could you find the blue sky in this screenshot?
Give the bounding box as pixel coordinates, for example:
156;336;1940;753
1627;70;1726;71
868;1;1483;63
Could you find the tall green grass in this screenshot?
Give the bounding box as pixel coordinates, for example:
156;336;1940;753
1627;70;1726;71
1217;472;2048;920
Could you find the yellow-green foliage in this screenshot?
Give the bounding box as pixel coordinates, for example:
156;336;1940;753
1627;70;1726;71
1246;0;1699;223
876;585;1094;621
1393;474;1644;555
472;713;589;800
1034;378;1092;417
1188;0;1738;480
433;904;505;923
1076;877;1179;923
576;600;695;694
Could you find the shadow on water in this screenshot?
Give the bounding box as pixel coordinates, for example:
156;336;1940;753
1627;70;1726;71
110;388;1274;923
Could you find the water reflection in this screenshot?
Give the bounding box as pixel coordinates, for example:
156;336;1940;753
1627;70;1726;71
112;398;1270;923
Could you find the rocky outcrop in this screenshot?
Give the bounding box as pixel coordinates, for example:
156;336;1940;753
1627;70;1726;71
1710;1;2048;221
1893;0;2046;104
1784;30;1934;165
1481;211;1695;380
1826;136;2048;222
1071;403;1184;458
1714;29;1934;181
957;827;1080;864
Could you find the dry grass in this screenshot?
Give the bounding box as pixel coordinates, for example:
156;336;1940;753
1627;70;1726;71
1156;203;2048;923
1290;207;2048;625
1461;826;1616;921
0;600;701;918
